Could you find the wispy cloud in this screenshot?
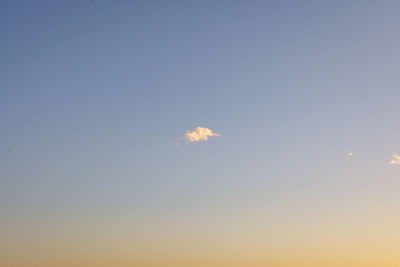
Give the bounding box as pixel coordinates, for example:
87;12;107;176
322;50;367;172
390;154;400;165
185;127;220;143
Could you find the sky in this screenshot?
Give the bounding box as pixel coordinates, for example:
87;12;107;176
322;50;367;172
1;1;400;266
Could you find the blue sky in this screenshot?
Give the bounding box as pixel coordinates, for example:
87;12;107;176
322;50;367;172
1;1;400;266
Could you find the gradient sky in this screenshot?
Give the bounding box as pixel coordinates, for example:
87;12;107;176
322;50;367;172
2;1;400;266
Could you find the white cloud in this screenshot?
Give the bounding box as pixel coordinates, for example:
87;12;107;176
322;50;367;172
185;127;220;143
390;154;400;165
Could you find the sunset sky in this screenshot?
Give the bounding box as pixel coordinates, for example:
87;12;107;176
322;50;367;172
2;1;400;266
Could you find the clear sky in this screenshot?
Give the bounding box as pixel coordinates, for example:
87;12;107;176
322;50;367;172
1;1;400;266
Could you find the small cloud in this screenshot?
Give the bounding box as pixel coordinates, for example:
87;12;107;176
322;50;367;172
185;127;220;143
390;154;400;165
